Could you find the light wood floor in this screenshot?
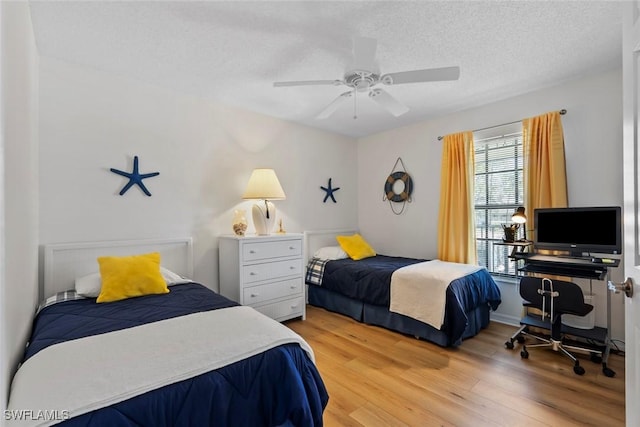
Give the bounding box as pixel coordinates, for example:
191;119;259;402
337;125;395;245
286;305;625;427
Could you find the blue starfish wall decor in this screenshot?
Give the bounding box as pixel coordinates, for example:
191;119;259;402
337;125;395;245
321;178;340;203
110;156;160;196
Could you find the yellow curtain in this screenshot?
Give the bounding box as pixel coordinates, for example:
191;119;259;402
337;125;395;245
522;111;568;239
437;131;477;264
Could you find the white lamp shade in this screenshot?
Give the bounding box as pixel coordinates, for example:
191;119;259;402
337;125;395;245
242;169;286;200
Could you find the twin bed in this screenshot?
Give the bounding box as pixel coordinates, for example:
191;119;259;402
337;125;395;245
304;230;502;347
8;238;327;426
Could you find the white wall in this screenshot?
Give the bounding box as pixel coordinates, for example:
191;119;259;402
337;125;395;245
357;69;625;340
38;57;358;292
1;1;39;407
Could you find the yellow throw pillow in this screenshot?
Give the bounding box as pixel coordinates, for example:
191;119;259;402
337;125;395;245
97;252;168;303
336;234;376;261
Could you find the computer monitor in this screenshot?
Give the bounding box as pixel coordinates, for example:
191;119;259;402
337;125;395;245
534;206;622;257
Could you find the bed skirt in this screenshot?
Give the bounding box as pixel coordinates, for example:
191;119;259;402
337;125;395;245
308;284;491;347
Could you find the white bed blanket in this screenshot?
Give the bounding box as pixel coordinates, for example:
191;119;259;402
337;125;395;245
389;259;482;329
7;306;314;427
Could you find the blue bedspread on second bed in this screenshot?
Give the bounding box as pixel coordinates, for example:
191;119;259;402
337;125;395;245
20;283;328;426
314;255;501;344
320;255;501;310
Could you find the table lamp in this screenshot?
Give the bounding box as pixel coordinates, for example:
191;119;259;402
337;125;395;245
242;169;286;235
511;207;527;241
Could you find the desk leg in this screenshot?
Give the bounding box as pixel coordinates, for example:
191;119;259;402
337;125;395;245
602;272;616;377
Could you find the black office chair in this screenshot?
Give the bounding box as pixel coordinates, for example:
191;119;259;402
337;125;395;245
515;276;602;375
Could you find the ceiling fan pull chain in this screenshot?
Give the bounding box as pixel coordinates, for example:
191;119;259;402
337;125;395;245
353;88;358;119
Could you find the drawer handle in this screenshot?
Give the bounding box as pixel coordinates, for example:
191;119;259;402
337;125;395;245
249;272;257;276
289;246;295;250
249;250;256;254
290;285;297;289
289;266;295;270
251;293;259;297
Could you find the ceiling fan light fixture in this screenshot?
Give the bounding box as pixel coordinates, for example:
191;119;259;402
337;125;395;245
355;81;370;91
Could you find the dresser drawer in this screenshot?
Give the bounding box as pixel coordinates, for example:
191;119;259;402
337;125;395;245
243;278;302;305
252;296;304;321
242;259;301;283
243;239;302;262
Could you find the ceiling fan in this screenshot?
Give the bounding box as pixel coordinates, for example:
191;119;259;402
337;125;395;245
273;37;460;120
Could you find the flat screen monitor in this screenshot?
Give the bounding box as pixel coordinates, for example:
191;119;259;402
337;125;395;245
534;206;622;256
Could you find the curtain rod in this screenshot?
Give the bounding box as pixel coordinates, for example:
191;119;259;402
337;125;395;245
437;109;567;141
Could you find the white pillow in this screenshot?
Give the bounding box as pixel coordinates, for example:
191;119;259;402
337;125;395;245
75;272;102;297
160;267;193;286
75;267;192;298
313;246;348;260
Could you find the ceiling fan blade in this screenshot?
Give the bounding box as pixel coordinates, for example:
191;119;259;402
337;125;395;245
274;80;342;87
381;66;460;85
369;88;409;117
351;36;377;71
316;91;352;120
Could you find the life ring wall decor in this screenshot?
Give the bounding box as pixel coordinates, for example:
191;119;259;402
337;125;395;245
383;157;413;215
385;171;413;202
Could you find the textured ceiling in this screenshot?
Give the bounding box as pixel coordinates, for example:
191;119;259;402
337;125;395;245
28;1;623;138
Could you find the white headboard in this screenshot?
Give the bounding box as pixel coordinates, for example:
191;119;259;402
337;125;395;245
42;237;193;299
303;229;358;263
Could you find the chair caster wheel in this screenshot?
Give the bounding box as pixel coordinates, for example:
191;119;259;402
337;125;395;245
590;353;602;364
520;349;529;359
505;341;514;349
603;366;616;378
574;365;585;375
516;336;525;344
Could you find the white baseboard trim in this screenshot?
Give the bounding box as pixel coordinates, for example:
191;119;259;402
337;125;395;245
490;312;520;326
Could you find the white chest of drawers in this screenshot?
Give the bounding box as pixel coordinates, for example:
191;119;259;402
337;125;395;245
218;233;305;322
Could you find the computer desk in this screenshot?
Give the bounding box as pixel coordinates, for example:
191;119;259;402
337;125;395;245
512;253;619;377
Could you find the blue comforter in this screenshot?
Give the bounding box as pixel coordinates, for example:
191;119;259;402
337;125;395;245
317;255;501;343
21;283;328;426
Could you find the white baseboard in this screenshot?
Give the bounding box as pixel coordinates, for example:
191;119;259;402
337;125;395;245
490;312;520;326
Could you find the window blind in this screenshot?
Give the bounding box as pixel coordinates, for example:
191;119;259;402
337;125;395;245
474;132;524;276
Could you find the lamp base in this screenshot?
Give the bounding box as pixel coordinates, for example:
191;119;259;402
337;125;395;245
252;200;276;235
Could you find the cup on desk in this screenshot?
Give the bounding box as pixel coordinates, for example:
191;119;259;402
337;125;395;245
502;223;520;242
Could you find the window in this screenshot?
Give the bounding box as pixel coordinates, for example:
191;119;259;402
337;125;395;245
474;130;524;277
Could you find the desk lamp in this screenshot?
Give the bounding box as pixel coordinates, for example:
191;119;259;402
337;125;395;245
512;207;527;241
242;169;286;235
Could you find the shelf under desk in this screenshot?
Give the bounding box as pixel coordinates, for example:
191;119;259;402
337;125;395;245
520;313;608;344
